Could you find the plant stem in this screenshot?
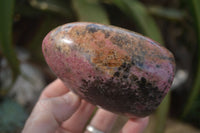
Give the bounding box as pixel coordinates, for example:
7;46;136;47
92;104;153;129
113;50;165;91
154;92;171;133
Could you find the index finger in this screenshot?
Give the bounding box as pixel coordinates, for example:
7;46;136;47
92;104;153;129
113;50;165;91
40;79;69;99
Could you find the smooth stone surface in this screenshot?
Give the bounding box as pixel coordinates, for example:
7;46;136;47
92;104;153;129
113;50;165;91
42;22;175;118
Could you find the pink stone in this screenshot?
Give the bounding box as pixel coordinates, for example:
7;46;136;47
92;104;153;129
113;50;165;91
42;22;175;118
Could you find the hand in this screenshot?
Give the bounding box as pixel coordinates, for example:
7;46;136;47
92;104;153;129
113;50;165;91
22;79;149;133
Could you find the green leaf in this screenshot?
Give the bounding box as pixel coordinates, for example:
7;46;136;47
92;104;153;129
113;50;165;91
0;99;28;132
182;0;200;118
148;6;186;21
72;0;109;24
0;0;20;80
113;0;163;44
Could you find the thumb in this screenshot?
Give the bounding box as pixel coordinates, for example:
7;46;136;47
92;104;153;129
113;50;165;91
22;92;81;133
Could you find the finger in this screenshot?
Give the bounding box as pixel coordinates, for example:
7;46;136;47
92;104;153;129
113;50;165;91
22;92;81;133
40;79;69;99
62;100;96;132
120;117;149;133
85;109;118;133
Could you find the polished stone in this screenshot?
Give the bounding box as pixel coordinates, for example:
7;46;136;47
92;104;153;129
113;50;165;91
42;22;175;118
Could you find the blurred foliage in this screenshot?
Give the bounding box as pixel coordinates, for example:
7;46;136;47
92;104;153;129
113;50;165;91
0;0;20;82
113;0;163;43
182;0;200;118
147;6;186;21
29;0;72;17
0;0;200;132
0;99;28;133
185;93;200;127
72;0;109;24
154;93;171;133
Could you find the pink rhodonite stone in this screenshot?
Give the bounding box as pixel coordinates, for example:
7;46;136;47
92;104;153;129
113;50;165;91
42;22;175;118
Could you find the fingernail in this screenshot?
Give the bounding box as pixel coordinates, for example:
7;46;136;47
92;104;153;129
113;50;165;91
63;91;80;106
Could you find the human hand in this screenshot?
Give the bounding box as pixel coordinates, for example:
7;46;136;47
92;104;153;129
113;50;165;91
22;79;149;133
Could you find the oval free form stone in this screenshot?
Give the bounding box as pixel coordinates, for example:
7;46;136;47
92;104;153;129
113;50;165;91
42;22;175;118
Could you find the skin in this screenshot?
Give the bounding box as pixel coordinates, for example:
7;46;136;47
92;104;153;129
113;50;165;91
22;79;149;133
